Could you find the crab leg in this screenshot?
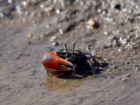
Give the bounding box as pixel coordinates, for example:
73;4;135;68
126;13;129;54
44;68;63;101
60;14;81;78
95;56;107;64
45;67;50;76
87;60;96;74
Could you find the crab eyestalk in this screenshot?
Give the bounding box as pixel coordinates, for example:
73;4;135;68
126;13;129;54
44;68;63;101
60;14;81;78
88;45;92;55
65;43;68;54
72;40;76;53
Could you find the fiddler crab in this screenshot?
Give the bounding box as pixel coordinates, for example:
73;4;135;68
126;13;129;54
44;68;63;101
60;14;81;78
42;42;107;77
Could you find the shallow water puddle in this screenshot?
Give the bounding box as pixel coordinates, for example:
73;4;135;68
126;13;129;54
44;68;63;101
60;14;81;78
45;75;94;91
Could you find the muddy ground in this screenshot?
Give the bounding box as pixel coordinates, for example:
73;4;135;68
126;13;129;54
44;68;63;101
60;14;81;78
1;0;140;105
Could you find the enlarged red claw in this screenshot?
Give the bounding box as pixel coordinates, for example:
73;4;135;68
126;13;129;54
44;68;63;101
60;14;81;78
42;53;73;71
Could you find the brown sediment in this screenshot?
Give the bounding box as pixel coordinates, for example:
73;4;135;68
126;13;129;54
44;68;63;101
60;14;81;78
45;75;84;91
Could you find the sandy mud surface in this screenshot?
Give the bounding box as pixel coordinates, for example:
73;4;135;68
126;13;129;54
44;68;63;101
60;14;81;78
0;0;140;105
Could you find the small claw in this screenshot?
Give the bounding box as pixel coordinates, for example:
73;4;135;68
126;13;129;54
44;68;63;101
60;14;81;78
72;64;77;76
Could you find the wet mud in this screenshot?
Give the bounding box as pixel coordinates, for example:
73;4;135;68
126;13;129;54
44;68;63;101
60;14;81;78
1;0;140;105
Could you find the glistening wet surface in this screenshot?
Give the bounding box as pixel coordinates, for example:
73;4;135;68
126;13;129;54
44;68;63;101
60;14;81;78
45;75;84;91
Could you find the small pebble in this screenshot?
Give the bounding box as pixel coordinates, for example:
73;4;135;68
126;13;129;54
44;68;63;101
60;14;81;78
40;34;45;39
8;0;13;4
44;7;54;16
104;31;108;35
56;9;61;14
134;65;139;72
52;42;59;46
120;73;131;82
88;18;96;28
50;36;57;42
59;29;64;34
16;5;24;15
118;48;123;52
121;77;127;81
63;80;67;83
28;33;34;38
21;1;28;7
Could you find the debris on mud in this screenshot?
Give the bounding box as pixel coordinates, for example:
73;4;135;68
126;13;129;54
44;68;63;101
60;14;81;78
119;73;131;82
134;65;140;72
52;41;59;46
87;18;99;29
27;33;34;39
